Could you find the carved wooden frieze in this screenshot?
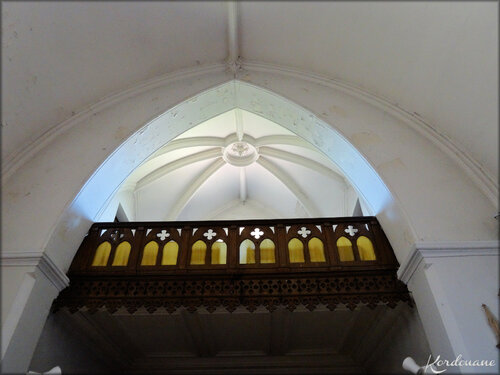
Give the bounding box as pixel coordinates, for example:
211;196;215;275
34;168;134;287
54;272;411;314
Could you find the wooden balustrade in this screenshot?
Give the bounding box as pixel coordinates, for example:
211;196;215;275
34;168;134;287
69;217;397;275
56;217;411;314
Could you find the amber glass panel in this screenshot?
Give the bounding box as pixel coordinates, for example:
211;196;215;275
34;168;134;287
357;236;376;261
92;241;111;266
259;239;276;264
308;237;326;262
239;239;255;264
337;236;354;261
141;241;159;266
112;241;131;266
211;241;227;265
288;238;305;263
190;240;207;265
162;241;179;265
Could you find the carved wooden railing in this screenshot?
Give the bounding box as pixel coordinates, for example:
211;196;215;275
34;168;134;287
55;217;411;314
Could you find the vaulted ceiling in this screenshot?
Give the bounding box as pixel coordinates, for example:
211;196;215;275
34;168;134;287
104;109;361;221
2;2;498;191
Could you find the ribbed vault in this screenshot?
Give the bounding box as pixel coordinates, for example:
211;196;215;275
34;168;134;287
99;109;365;222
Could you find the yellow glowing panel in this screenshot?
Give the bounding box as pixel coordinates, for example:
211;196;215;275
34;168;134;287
211;241;227;265
337;236;354;261
112;241;131;266
308;237;326;262
92;241;111;266
141;241;159;266
260;239;276;264
162;241;179;265
357;236;376;261
190;240;207;265
288;238;305;263
239;239;255;264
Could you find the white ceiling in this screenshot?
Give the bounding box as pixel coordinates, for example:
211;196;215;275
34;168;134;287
111;109;357;222
2;1;227;160
2;2;498;187
239;1;498;179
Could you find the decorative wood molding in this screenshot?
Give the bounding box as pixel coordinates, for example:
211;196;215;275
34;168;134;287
55;217;410;315
397;241;500;284
1;251;69;291
54;273;411;315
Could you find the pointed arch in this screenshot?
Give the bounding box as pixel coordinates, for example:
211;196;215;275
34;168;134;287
12;75;449;275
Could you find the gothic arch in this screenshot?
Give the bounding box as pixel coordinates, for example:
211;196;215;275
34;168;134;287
3;68;495;276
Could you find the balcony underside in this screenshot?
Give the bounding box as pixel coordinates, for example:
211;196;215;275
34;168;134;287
43;302;419;374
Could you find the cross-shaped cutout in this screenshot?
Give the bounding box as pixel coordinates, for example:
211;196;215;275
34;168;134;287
156;230;170;241
251;228;264;239
298;227;311;238
110;230;122;241
345;225;358;236
203;229;216;240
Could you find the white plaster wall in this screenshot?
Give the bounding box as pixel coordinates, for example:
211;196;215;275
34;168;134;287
1;268;59;373
1;265;34;324
403;246;500;374
345;185;359;216
237;70;497;250
97;188;136;222
424;255;499;372
407;260;457;365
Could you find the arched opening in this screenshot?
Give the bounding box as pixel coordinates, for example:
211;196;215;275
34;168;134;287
44;80;413;275
33;81;426;372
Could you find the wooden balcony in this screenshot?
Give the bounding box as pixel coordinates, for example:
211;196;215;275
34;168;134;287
55;217;411;314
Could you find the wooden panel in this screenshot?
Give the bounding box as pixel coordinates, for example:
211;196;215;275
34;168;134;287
70;217;396;276
58;217;410;314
